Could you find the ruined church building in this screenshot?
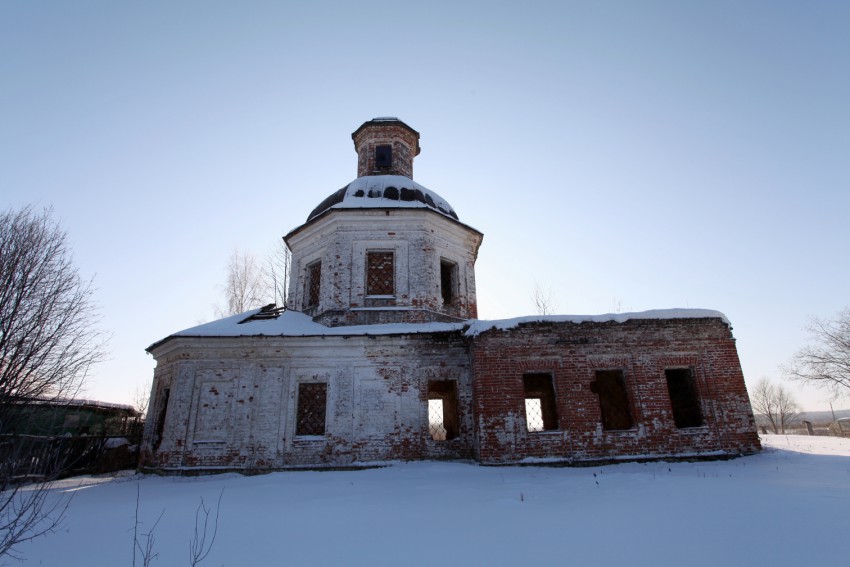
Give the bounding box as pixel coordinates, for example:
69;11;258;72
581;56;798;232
141;118;759;472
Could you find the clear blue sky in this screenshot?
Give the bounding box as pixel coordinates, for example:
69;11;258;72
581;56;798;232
2;1;848;411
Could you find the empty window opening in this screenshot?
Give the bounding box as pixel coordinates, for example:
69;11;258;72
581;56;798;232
306;261;321;308
296;383;327;436
440;260;457;304
591;370;634;430
428;380;459;440
665;368;704;428
523;374;558;432
375;145;392;168
153;388;170;450
366;251;394;296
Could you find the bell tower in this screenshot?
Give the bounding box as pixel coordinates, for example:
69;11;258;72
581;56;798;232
352;117;420;179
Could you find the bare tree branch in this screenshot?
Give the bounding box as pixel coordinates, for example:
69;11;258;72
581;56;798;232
263;239;291;309
784;308;850;398
133;484;164;567
216;242;291;318
0;205;105;560
188;489;223;567
132;380;152;420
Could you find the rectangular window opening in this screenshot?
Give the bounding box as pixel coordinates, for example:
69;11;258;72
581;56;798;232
591;370;634;431
427;380;458;441
306;261;321;308
440;260;457;305
665;368;704;428
375;144;392;168
523;373;558;432
153;388;170;450
296;383;327;436
366;251;394;296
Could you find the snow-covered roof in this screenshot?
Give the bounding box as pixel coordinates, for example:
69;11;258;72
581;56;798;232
306;175;459;222
148;308;730;351
146;309;467;350
464;309;731;336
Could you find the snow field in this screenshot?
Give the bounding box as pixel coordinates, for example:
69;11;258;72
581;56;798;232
15;435;850;566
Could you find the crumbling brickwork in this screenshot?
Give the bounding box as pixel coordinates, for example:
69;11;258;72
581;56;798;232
351;118;420;178
140;332;475;472
285;209;481;326
141;117;760;473
141;315;759;473
469;317;760;465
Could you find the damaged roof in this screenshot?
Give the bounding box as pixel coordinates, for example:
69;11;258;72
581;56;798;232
147;307;730;352
306;175;459;222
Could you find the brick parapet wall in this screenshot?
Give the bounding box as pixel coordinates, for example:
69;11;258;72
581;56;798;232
470;318;760;465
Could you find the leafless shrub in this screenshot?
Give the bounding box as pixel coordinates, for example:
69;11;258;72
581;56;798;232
131;486;223;567
188;490;223;567
133;484;163;567
532;282;557;316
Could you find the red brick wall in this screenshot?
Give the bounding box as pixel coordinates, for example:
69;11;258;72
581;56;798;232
470;318;760;464
352;123;419;178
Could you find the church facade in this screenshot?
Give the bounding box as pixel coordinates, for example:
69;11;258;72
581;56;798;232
140;118;759;472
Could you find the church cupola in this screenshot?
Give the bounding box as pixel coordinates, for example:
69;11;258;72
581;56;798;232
352;117;421;178
286;118;482;327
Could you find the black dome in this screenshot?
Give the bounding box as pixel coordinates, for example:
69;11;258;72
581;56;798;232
307;175;459;222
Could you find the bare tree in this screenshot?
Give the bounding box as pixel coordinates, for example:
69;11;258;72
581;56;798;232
532;282;557;316
0;206;105;559
132;379;152;419
784;308;850;398
216;241;291;318
262;239;291;309
750;378;801;434
216;248;268;317
0;206;104;419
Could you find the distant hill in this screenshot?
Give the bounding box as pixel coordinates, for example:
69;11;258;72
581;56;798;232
796;409;850;424
754;408;850;429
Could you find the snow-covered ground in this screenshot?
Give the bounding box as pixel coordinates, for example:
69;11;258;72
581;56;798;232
14;435;850;566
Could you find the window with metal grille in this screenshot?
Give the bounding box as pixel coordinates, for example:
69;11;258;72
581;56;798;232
306;261;321;307
296;383;327;436
440;260;456;304
428;400;446;440
523;374;558;432
427;380;459;441
375;144;392;168
665;368;704;428
591;370;634;430
366;251;394;296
